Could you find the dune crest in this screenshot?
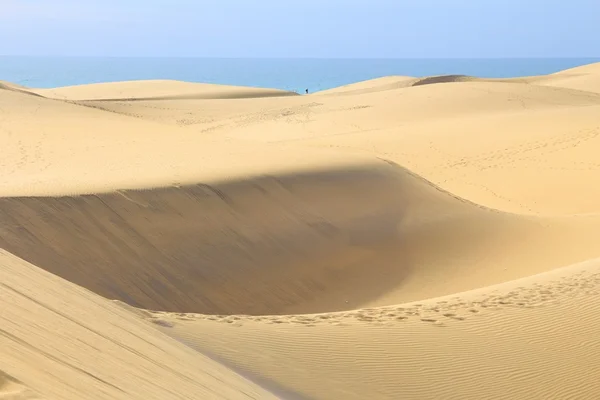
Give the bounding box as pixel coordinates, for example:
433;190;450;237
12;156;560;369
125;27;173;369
314;76;418;95
33;79;299;101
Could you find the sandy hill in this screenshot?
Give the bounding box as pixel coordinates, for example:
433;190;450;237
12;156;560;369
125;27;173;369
2;158;600;315
496;62;600;94
33;79;299;101
314;75;419;95
3;61;600;399
314;62;600;97
20;75;598;214
148;256;600;400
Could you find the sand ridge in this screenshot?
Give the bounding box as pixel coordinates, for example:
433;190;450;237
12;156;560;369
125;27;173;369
3;61;600;399
33;79;299;101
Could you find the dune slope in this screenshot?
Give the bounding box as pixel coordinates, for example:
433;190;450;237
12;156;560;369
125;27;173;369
2;160;600;315
150;257;600;400
0;249;277;400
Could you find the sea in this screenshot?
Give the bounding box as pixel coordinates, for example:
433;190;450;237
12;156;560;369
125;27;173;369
1;57;599;93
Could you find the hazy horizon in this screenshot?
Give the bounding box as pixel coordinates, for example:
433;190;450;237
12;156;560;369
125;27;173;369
2;0;598;58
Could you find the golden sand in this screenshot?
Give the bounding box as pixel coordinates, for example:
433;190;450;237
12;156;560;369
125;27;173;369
2;62;600;399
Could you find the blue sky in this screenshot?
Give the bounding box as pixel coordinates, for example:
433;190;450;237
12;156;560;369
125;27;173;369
1;0;598;57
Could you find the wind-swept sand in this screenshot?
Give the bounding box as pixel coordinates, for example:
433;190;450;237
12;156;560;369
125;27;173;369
2;62;600;399
149;258;600;400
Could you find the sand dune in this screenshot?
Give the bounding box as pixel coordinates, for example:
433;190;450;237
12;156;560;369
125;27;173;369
149;257;600;400
535;63;600;93
33;79;298;101
0;86;360;196
314;74;496;96
314;63;600;97
284;101;600;214
314;76;419;95
2;160;600;315
214;81;600;214
3;62;600;399
493;62;600;94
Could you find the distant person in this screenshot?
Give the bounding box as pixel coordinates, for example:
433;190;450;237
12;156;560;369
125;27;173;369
305;88;309;94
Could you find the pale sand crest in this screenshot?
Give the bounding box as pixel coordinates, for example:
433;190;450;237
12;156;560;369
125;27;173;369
2;62;600;399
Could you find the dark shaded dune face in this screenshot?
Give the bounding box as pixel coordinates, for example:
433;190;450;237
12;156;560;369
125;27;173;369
5;162;593;316
0;163;476;315
411;75;472;86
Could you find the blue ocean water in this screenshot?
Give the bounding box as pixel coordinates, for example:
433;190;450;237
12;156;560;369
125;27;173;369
1;57;599;93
